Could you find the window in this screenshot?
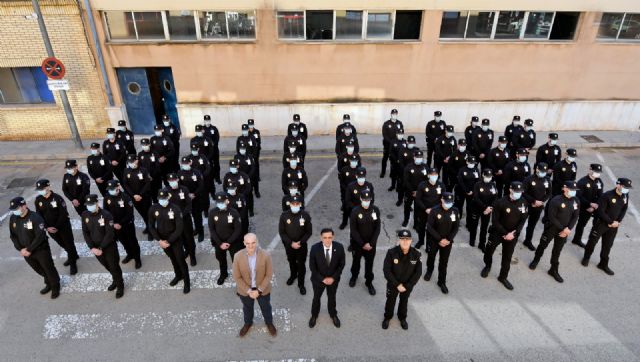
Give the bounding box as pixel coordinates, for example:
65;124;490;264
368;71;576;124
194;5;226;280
104;11;136;40
366;11;393;39
597;12;640;41
277;11;304;39
167;10;196;40
133;12;165;39
200;11;228;39
0;67;55;105
439;11;579;41
306;10;333;40
336;10;363;40
226;11;256;39
394;10;422;40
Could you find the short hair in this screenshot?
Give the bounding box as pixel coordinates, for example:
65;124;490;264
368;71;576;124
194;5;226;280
320;228;334;235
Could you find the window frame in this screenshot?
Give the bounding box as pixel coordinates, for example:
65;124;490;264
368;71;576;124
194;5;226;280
597;12;640;42
0;67;56;105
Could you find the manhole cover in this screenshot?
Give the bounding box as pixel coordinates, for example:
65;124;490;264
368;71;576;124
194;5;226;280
7;177;37;189
580;135;603;143
386;214;395;219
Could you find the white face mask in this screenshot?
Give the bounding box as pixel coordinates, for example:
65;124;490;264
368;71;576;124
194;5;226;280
118;126;125;132
291;205;301;213
204;120;211;125
169;181;179;188
90;149;98;156
154;131;162;137
498;143;507;150
288;147;297;153
396;134;404;140
513;121;521;127
391;114;397;121
591;172;601;179
289;188;298;196
550;139;557;146
289;160;298;168
471;122;478;127
407;144;415;149
518;156;527;163
195;132;203;137
292;131;299;137
621;187;630;194
106;134;115;140
350;161;358;168
191;150;199;156
128;163;137;169
228;188;237;196
357;177;365;185
467;163;476;169
567;157;576;163
435;116;441;122
525;126;532;131
142;145;150;152
346;146;354;153
230;167;238;174
239;149;246;155
482;125;489;131
163;121;171;127
459;146;466;152
66;168;75;175
483;177;492;183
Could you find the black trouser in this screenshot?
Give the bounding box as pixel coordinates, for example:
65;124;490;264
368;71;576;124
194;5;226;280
115;221;140;262
191;203;205;237
212;150;221;183
284;243;308;287
164;239;190;285
95;180;109;197
453;186;466;217
48;220;79;262
534;224;567;271
113;164;125;183
434;157;444;176
171;141;180;172
350;243;375;284
255;149;261;180
381;140;390;175
426;239;452;284
204;174;216;200
403;193;414;223
396;176;404;203
150;178;162;203
252;174;260;195
426;139;436;168
24;244;60;290
483;232;517;279
215;241;244;277
341;204;354;226
495;174;505;198
96;243;124;288
311;281;339;318
468;209;491;247
584;220;618;267
389;163;399;188
551;181;562;197
384;284;412;320
523;206;544;245
132;197;151;230
247;192;254;214
339;182;346;204
414;213;427;246
181;213;195;260
572;210;594;245
444;173;456;192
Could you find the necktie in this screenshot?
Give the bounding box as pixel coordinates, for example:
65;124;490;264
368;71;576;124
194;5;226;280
325;248;331;266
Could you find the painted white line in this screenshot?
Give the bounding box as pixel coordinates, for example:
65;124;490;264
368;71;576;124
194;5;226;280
60;240;216;259
44;308;291;339
0;193;38;223
595;152;640;226
229;360;316;362
267;162;338;251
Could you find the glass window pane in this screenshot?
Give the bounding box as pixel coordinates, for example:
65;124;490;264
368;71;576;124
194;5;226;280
31;67;55;103
439;11;467;38
134;12;165;39
167;10;196;40
200;11;228;39
105;11;136;40
13;68;40;103
335;10;362;40
618;13;640;40
0;68;23;103
277;11;304;39
549;12;580;40
466;11;496;38
525;12;554;39
394;10;422;40
597;13;625;39
306;10;333;40
227;11;256;39
366;11;393;39
494;11;525;39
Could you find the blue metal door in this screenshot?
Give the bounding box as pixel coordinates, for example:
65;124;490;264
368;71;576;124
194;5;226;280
116;68;156;134
156;68;180;130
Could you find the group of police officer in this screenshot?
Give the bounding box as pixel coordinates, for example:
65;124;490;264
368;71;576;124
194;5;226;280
8;110;632;331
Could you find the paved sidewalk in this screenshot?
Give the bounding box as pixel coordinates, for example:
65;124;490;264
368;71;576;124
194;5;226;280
0;130;637;162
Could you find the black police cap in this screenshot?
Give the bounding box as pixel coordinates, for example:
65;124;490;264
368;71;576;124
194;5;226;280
158;189;170;199
498;135;507;142
343;114;350;120
356;167;367;177
195;124;203;131
549;133;558;140
287;180;299;187
153;124;163;131
567;148;577;157
65;159;77;168
537;162;549;172
140;138;150;145
516;148;529;155
564;181;579;190
162;115;169;120
85;194;99;205
247;119;255;125
617;178;633;188
482;118;490;125
90;142;100;149
229;159;239;166
414;150;424;157
391;109;398;114
9;196;26;210
510;181;524;192
293;114;300;121
434;110;441;117
441;193;454;202
35;179;50;190
428;167;438;174
346;139;356;146
290;123;299;131
482;169;493;177
397;229;412;238
290;195;303;204
407;135;416;143
458;138;467;146
167;173;179;181
181;156;191;164
118;120;126;126
466;155;478;164
238;140;247;148
348;154;359;161
513;115;521;121
446;125;454;132
241;124;249;130
471;116;479;122
106;127;115;133
525;119;534;126
396;128;404;134
190;143;199;150
360;190;372;201
204;114;211;121
214;192;228;202
126;154;138;162
106;179;120;189
590;164;602;172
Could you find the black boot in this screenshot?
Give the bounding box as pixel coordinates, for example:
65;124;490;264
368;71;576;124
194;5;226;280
548;268;564;283
115;284;124;299
69;261;78;276
51;285;60;299
529;257;540;270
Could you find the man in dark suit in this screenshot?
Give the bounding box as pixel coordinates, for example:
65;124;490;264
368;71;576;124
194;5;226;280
309;228;345;329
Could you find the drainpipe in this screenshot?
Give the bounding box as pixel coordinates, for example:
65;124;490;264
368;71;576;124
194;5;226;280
82;0;114;106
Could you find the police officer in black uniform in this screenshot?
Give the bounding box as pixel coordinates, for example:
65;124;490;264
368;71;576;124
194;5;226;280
236;124;259;170
62;159;91;216
388;128;406;191
236;141;259;199
337;139;361;171
464;116;480;147
161;115;181;172
335;122;359;157
504;115;523;150
382;229;422;330
202;114;221;183
224;159;253;215
82;194;124;298
150;124;176;184
103;127;127;182
349;191;380;295
529;181;580;283
571;164;604;247
138;138;162;202
35;179;79;274
487;136;510;198
191;124;216;177
551;148;578;196
283;140;305;169
336;114;357;139
535;133;561;172
425;110;445;168
284;123;307;164
582;178;632;275
279;195;312;295
522;162;552;250
341;167;375;230
503;148;531;195
472;118;494;168
414;168;445;249
178;156;207;242
226;178;249;236
122;154;152;234
381;109;404;177
288;113;308;140
116;120;136;155
148;189;190;294
188;143;214;199
455;155;480;220
10;197;61;299
247;119;261;182
283;180;305;212
166;173;196;266
396;136;419;206
445;138;469;192
434;125;457;178
282;158;308;197
481;182;528;290
87;142;114;197
209;192;243;285
512;118;536;151
402;150;428;227
104;180;142;269
425;192;460;294
338;154;359;206
469;169;498;249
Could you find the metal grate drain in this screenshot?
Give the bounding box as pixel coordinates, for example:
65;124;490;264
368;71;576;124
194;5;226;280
7;177;38;189
581;135;603;143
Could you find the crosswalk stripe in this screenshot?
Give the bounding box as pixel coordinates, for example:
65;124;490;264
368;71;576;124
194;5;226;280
60;240;215;258
44;308;291;339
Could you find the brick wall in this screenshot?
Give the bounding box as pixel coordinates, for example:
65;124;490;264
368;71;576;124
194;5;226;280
0;0;109;140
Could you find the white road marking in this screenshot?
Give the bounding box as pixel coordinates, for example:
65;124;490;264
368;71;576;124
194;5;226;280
60;240;215;259
267;162;337;251
229;360;316;362
44;308;291;339
596;152;640;226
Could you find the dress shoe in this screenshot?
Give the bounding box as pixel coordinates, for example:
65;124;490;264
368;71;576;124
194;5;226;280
63;258;72;267
286;275;297;286
401;220;408;227
169;276;183;286
122;255;132;264
183;283;191;294
135;259;142;269
299;286;306;295
437;282;449;294
40;285;51;295
478;243;486;252
469;241;475;247
480;266;490;278
347;244;353;252
572;240;585;248
115;286;124;299
548;270;564;283
366;283;376;296
266;323;277;336
349;277;356;288
381;319;390;329
107;282;117;291
387;186;395;191
423;270;432;282
498;277;513;290
190;256;197;267
198;234;205;243
217;275;227;285
51;287;60;299
249;211;254;217
581;257;589;267
523;241;536;251
215;177;222;184
379;172;385;178
395;200;403;207
69;263;78;275
339;222;347;230
529;258;539;270
308;316;317;328
255;192;261;198
400;319;409;330
142;228;150;235
239;324;252;337
332;315;341;328
597;264;615;276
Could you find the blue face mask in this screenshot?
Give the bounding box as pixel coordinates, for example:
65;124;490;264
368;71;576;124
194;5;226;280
239;149;247;155
291;205;301;213
108;189;118;196
230;167;238;174
621;187;630;194
191;150;199;156
216;202;226;210
169;181;179;188
12;209;22;216
38;190;47;196
443;202;453;210
357;177;365;184
158;199;169;207
512;192;522;200
518;156;527;163
428;175;438;183
537;171;547;178
361;200;371;208
415;158;423;165
90;149;98;156
66;168;75;175
228;188;237;196
106;134;115;140
289;188;298;196
289;161;297;168
568;190;577;197
87;204;97;213
350;161;358;168
181;165;191;171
